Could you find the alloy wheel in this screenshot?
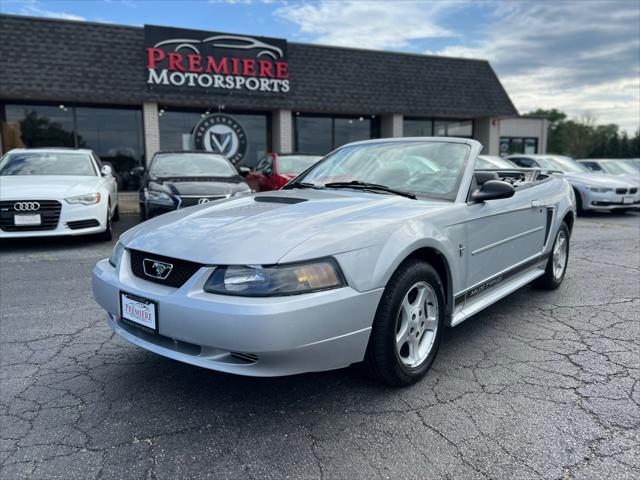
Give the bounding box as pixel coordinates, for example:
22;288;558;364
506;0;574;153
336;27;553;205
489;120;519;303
552;229;568;280
395;281;439;368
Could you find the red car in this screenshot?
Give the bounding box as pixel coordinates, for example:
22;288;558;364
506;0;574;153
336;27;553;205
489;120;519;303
245;153;323;192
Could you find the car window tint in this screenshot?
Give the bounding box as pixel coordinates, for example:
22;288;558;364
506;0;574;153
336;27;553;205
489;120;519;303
150;153;236;177
277;155;322;175
0;152;97;176
295;141;470;201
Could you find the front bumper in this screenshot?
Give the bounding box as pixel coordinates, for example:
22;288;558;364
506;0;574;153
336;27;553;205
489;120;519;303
0;199;109;238
92;255;383;376
580;190;640;211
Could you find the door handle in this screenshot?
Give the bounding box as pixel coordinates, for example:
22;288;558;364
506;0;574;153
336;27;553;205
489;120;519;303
531;200;543;208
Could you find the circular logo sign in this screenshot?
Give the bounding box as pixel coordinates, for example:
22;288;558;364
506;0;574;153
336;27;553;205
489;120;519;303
193;114;248;164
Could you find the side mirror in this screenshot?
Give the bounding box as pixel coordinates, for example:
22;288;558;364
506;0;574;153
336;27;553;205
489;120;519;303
101;164;113;176
130;166;145;177
472;180;515;202
237;166;251;177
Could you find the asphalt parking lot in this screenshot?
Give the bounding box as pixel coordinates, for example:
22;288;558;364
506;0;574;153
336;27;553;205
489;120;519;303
1;212;639;480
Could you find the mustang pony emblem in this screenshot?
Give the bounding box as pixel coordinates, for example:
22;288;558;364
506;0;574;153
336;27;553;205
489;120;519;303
143;259;174;280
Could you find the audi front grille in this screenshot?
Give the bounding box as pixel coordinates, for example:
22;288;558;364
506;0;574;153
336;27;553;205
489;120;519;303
129;249;204;288
0;200;62;231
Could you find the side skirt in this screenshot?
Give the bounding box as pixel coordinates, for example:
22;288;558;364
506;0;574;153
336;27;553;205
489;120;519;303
451;253;549;327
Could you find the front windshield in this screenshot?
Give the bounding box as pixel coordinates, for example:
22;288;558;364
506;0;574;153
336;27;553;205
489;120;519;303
150;153;236;177
278;155;323;175
292;141;470;200
0;152;97;176
537;156;587;173
599;161;638;175
477;156;517;169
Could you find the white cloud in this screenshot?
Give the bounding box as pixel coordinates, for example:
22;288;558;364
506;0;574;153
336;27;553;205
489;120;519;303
276;0;640;133
437;1;640;132
274;0;462;50
8;0;86;21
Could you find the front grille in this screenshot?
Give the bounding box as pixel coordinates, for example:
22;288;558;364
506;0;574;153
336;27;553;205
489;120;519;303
0;200;62;231
178;196;225;208
129;249;203;288
67;219;100;230
630;187;638;194
616;188;628;194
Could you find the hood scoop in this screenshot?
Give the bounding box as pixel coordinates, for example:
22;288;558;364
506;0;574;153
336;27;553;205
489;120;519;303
254;196;307;204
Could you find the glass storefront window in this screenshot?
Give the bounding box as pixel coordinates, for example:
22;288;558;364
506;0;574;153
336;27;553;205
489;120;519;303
446;120;473;137
499;137;538;156
334;117;373;148
294;116;332;154
434;119;472;137
4;104;75;149
75;107;144;190
403;118;433;137
294;115;380;155
2;103;144;190
159;110;269;169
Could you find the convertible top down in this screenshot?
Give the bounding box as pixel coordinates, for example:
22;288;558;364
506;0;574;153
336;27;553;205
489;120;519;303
93;138;576;385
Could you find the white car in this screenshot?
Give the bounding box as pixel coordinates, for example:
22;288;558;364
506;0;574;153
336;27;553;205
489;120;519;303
0;148;118;240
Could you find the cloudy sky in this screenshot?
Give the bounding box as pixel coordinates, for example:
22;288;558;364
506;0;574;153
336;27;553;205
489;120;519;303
3;0;639;132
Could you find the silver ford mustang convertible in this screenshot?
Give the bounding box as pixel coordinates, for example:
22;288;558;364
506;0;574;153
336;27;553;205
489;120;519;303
93;138;576;386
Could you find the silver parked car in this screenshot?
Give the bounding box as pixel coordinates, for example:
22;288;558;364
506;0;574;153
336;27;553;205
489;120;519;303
576;158;640;187
508;154;639;213
93;138;575;386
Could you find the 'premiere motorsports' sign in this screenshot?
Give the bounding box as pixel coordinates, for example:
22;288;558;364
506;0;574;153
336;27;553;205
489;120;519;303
144;25;289;94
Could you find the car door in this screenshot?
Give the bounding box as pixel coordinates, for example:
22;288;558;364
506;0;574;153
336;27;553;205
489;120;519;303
463;182;548;291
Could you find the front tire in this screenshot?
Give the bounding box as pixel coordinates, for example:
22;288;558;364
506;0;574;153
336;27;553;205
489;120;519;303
534;222;569;290
95;204;113;242
363;260;445;386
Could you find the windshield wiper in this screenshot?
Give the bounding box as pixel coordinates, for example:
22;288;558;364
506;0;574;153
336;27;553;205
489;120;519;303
323;181;417;199
283;181;325;190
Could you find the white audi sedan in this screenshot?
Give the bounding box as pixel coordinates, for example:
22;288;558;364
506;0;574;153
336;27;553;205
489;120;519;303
0;148;118;240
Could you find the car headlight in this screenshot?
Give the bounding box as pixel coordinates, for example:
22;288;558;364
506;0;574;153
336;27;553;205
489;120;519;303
65;193;101;205
203;258;346;296
108;241;125;268
588;186;613;193
145;189;173;203
232;188;252;197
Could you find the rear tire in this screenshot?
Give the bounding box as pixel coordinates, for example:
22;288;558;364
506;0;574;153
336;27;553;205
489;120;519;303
112;205;119;221
363;260;445;387
534;222;569;290
139;202;147;221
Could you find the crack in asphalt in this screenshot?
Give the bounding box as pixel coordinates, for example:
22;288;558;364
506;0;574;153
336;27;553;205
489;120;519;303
1;214;639;479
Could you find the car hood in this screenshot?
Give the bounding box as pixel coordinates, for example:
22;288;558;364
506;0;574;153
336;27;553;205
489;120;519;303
121;189;447;265
563;172;635;187
152;176;249;196
0;175;103;200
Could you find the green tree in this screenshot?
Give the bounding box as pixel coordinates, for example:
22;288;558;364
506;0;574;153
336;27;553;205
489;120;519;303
523;109;567;153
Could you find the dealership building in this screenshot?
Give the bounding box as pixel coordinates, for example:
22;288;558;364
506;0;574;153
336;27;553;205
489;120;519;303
0;14;548;189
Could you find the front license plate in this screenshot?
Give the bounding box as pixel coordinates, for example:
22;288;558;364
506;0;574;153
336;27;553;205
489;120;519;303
14;214;41;226
120;291;158;333
623;196;633;204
